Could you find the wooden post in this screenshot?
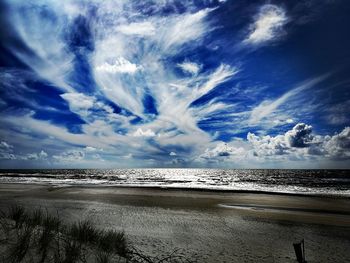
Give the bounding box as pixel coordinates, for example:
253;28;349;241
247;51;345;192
302;239;306;263
293;242;303;262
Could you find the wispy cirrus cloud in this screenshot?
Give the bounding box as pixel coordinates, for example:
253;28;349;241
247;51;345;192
116;21;156;36
244;4;287;45
248;74;329;126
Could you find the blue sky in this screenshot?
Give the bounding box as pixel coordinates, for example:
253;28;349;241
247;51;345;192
0;0;349;168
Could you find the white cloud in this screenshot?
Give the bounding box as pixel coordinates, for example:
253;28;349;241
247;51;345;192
53;150;85;162
272;118;295;126
247;132;288;156
323;127;350;159
60;93;131;130
39;150;48;159
11;150;49;161
96;57;142;74
177;61;201;75
285;123;313;147
0;141;13;150
123;153;133;159
247;123;315;157
84;146;104;153
25;150;47;160
2;114;108;148
132;128;156;137
247;123;350;161
5;1;75;92
116;21;155;36
25;153;40;160
60;93;95;116
244;4;287;45
196;141;247;163
169;151;177;156
90;4;220;120
0;141;15;160
194;64;238;101
85;146;97;152
0;153;16;160
162;8;214;50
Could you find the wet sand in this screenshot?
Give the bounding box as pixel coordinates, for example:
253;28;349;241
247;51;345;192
0;184;350;262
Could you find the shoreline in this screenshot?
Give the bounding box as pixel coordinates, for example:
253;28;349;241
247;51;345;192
0;181;349;199
1;183;350;226
1;168;349;170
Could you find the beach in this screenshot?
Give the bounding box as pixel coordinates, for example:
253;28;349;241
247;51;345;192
0;184;350;262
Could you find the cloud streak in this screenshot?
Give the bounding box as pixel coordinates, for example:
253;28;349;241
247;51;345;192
244;4;287;45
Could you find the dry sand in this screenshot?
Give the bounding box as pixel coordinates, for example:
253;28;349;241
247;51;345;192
0;184;350;262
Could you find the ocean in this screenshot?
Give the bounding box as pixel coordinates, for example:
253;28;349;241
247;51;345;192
0;169;349;196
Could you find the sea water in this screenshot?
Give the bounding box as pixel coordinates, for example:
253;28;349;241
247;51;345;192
0;169;349;196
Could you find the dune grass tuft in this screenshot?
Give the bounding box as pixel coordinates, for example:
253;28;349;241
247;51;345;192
97;229;127;256
69;220;99;245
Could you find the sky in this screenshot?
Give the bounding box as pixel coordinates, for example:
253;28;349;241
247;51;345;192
0;0;349;169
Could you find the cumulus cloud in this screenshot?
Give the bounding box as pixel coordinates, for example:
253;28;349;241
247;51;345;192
247;123;350;160
25;153;41;160
0;153;16;160
0;150;48;161
177;61;201;75
323;127;350;159
247;132;288;156
39;150;48;159
0;141;15;160
96;57;142;74
195;123;350;167
169;151;177;156
198;142;246;162
285;123;313;147
53;150;85;162
20;150;48;161
85;146;97;152
244;4;287;45
248;123;316;157
132;128;156;137
272;118;294;126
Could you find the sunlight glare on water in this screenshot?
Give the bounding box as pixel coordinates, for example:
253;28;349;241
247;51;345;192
0;169;349;196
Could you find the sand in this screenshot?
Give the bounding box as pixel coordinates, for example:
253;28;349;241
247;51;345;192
0;184;350;262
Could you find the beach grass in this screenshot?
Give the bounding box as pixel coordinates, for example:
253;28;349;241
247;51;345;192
0;205;195;263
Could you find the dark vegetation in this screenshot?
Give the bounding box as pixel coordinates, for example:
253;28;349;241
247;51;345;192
0;205;195;263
